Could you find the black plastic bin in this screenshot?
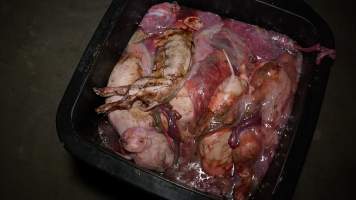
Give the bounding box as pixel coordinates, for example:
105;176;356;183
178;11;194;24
56;0;335;199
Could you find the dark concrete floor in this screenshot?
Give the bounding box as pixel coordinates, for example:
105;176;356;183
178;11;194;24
0;0;355;199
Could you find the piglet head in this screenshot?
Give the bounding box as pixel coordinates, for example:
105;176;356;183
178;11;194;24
120;127;153;153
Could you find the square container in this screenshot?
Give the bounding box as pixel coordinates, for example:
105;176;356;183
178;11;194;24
56;0;335;199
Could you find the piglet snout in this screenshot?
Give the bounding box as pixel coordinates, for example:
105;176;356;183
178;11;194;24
121;127;151;153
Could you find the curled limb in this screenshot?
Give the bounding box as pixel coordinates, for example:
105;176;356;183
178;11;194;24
93;78;173;98
95;29;193;113
295;43;336;64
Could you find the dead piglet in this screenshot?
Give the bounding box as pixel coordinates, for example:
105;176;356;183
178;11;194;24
120;127;174;172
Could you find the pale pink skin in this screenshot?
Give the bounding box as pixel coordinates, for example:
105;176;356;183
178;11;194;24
104;31;156;164
106;33;154;135
121;127;174;172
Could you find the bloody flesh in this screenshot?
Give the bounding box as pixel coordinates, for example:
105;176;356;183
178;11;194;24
94;2;333;200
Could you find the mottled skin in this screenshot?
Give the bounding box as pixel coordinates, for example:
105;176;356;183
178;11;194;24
103;32;154;135
199;128;233;177
93;2;305;200
196;50;246;135
231;128;262;200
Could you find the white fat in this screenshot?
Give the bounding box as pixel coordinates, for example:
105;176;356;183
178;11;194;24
222;77;244;96
221;49;245;96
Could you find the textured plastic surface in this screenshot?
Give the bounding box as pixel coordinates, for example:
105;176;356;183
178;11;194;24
56;0;335;199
